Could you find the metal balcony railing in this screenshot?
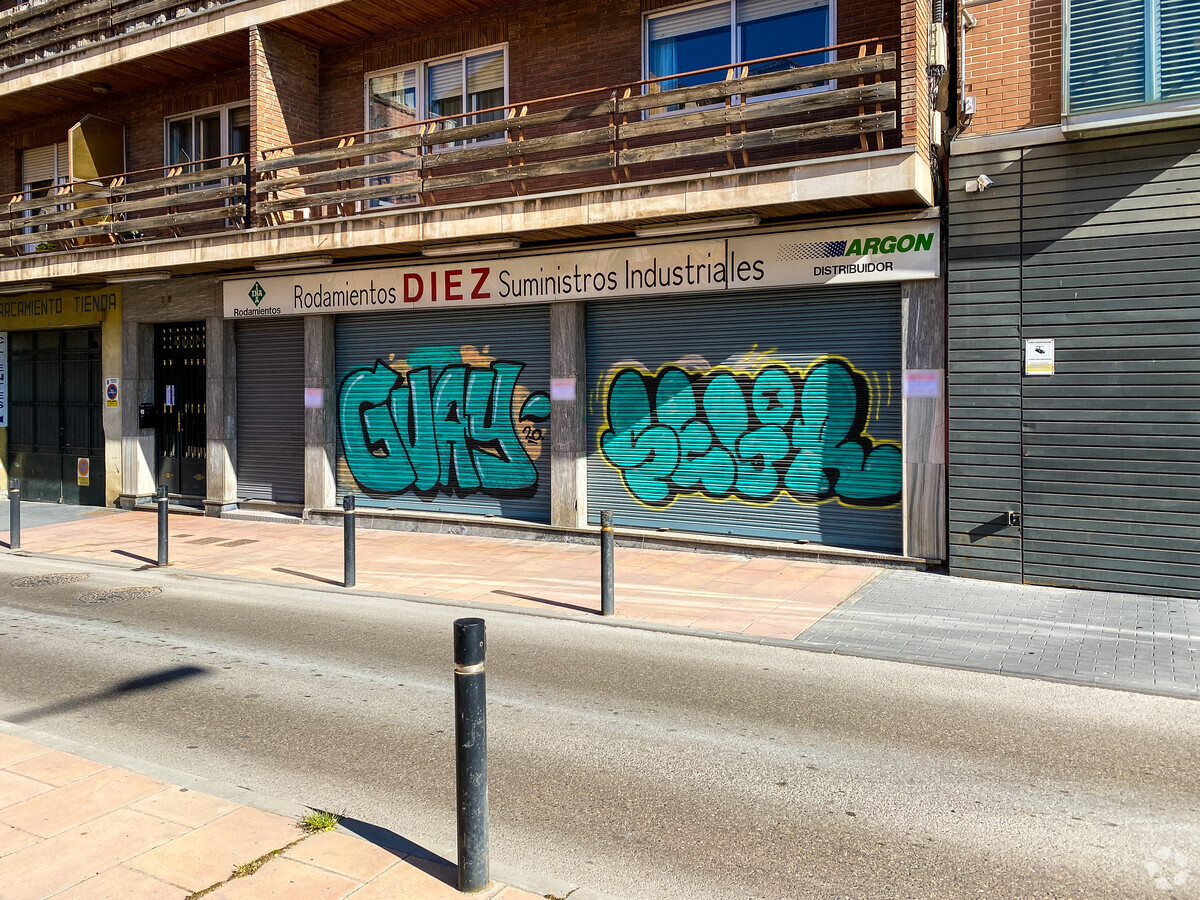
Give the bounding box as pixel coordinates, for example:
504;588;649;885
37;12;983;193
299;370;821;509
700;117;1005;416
1;40;898;257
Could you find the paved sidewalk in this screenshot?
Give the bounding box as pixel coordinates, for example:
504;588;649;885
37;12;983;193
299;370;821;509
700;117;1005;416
0;730;540;900
799;569;1200;700
6;507;878;641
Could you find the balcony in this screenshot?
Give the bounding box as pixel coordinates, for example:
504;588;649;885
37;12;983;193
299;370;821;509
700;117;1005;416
2;41;935;282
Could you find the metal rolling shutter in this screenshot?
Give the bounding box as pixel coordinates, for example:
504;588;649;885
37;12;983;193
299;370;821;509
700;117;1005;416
586;288;903;553
235;319;305;504
335;306;552;522
1018;129;1200;598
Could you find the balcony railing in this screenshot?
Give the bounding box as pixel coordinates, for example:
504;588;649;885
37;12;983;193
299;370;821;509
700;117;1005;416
1;41;898;258
256;41;897;225
0;0;240;70
2;155;248;253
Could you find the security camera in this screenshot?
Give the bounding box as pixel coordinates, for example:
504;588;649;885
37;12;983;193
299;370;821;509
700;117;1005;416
965;173;994;193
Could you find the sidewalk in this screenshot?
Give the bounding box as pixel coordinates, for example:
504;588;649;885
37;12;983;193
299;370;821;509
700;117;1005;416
0;730;540;900
6;507;878;642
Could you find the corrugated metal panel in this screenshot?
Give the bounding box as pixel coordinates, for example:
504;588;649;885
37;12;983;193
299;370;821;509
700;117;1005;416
335;306;551;522
1018;130;1200;599
585;288;902;553
947;149;1024;581
950;129;1200;598
235;320;305;504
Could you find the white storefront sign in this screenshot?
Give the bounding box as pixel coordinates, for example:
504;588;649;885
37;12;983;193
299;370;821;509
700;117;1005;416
224;221;940;319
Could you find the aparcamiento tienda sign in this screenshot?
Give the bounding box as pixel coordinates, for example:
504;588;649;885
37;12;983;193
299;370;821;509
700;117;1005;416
222;220;939;319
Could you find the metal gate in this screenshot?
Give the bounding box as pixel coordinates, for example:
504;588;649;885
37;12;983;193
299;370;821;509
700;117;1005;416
335;306;552;521
155;322;207;497
586;289;903;553
7;328;104;506
235;319;305;504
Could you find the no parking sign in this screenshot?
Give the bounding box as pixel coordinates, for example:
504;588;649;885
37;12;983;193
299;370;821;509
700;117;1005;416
105;377;119;408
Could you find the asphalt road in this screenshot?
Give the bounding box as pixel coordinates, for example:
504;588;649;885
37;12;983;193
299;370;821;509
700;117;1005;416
0;552;1196;900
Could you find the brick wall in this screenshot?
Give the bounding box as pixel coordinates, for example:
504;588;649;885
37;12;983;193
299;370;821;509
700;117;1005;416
251;25;320;155
962;0;1061;135
0;68;248;195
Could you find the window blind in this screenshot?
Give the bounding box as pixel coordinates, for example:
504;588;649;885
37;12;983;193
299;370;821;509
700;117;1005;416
738;0;823;24
21;144;59;185
1067;0;1145;112
648;2;731;41
1161;0;1200;100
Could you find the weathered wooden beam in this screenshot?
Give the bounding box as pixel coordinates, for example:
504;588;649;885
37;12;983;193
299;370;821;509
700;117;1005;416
256;181;420;216
620;82;896;139
7;184;243;232
618;111;895;165
420;125;616;170
619;53;896;114
7;204;244;247
422;152;615;193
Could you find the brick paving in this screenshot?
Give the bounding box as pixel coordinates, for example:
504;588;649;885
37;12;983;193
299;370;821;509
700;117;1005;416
9;508;877;642
0;731;540;900
797;569;1200;700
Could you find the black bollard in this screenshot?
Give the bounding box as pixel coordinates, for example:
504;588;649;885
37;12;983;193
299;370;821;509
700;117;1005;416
156;485;169;567
8;479;20;551
600;509;614;616
343;493;356;588
453;617;490;893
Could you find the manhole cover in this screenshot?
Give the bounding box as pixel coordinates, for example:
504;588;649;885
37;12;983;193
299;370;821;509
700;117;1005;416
76;586;162;605
11;573;90;588
220;539;258;548
187;537;224;545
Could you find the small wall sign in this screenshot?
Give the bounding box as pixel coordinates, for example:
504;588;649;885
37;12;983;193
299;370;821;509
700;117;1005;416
105;377;119;408
1025;339;1055;375
77;457;90;486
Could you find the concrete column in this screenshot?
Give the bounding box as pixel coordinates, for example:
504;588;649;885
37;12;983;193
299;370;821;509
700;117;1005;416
100;311;122;506
118;321;156;508
304;315;336;512
549;302;587;528
204;316;237;515
901;277;947;562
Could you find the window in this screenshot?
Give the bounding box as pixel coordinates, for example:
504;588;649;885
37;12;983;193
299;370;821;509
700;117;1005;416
365;46;507;206
165;103;250;175
645;0;833;110
1066;0;1200;114
367;46;507;138
20;142;68;252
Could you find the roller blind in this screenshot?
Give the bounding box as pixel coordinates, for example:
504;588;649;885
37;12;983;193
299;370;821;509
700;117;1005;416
1161;0;1200;100
649;2;731;41
21;144;59;185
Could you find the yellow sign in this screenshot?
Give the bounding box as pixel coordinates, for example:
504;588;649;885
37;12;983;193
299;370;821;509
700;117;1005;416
0;286;120;331
77;457;90;486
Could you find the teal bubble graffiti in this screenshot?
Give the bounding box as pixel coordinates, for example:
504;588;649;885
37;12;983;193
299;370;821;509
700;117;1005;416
338;348;549;499
598;356;901;509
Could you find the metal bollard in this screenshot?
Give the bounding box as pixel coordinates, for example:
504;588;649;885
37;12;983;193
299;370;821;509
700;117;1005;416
453;617;490;893
8;479;20;551
343;493;356;588
156;485;169;567
600;509;615;616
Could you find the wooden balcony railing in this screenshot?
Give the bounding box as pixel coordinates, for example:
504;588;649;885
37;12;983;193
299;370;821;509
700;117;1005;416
2;154;248;254
0;0;241;69
0;42;899;258
255;41;897;225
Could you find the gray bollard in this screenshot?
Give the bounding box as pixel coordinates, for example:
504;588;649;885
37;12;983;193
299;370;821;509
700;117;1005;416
453;617;490;893
8;479;19;551
343;493;356;588
156;485;169;567
600;509;615;616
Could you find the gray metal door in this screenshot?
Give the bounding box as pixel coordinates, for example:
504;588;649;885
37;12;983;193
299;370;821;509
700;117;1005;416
1017;132;1200;597
335;306;552;522
235;319;305;504
586;288;903;553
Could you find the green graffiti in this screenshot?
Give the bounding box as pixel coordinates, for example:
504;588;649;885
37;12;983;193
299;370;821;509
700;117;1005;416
598;356;900;508
339;348;549;499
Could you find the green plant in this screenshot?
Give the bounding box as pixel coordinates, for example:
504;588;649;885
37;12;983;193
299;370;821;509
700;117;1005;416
300;808;341;834
34;240;60;252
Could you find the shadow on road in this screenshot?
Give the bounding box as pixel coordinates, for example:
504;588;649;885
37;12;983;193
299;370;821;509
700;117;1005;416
337;815;448;868
491;588;597;615
272;567;343;587
7;665;211;724
112;549;156;565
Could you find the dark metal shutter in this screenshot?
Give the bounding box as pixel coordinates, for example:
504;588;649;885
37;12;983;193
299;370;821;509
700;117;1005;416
1019;130;1200;598
235;319;305;504
335;306;552;522
586;288;903;553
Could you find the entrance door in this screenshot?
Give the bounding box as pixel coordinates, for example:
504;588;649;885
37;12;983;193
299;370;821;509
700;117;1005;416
155;322;207;497
8;328;105;505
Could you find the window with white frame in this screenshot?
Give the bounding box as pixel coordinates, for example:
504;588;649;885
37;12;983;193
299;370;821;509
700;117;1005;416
645;0;834;110
365;46;507;206
164;103;250;175
1066;0;1200;115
